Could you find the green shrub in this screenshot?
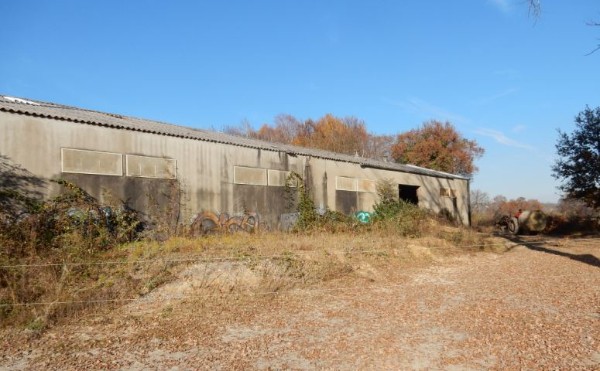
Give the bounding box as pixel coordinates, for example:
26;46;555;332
372;179;429;236
372;201;429;237
285;172;318;231
0;179;142;256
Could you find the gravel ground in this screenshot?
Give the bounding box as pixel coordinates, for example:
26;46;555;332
1;236;599;370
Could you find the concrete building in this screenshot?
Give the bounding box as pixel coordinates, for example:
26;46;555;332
0;95;471;229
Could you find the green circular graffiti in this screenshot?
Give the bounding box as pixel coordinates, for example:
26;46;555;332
355;211;372;224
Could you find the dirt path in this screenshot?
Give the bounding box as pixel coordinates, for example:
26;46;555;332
1;237;599;370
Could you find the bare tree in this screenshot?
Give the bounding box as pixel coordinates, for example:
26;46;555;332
470;189;490;215
223;119;255;138
526;0;600;54
585;20;600;55
528;0;541;19
364;134;395;161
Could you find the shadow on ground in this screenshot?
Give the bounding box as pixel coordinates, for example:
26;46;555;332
501;235;600;269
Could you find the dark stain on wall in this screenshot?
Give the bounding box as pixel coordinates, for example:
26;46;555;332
221;153;230;180
304;158;313;201
193;189;220;214
232;184;291;228
276;151;289;170
321;172;328;209
218;153;231;212
61;174;180;227
264;152;300;174
336;190;358;214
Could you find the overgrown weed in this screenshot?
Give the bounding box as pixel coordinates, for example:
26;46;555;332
1;176;500;329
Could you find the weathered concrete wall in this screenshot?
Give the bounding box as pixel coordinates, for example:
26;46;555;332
0;111;471;228
0;112;305;227
304;157;470;224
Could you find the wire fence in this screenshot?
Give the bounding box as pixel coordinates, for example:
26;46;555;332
3;237;594;270
1;236;598;309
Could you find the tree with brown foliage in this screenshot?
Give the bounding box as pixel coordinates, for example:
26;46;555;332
292;114;369;156
255;114;304;144
226;116;485;173
226;113;375;157
223;115;304;144
390;121;484;177
499;197;543;216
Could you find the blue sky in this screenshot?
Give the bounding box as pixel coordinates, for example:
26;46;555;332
2;0;599;203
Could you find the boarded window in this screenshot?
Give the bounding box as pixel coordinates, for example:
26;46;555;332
61;148;122;176
440;187;456;198
126;155;176;179
268;169;291;187
357;179;377;193
234;166;267;185
336;176;357;191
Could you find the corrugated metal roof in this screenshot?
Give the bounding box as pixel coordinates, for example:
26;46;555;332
0;94;468;180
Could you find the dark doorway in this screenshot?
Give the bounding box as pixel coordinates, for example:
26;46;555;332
399;184;419;204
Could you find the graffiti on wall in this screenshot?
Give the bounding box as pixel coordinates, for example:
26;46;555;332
279;212;299;231
190;211;266;236
354;211;372;224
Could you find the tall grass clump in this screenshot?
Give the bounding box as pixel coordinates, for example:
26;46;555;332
0;180;143;328
284;175;431;235
285;172;360;233
371;179;429;237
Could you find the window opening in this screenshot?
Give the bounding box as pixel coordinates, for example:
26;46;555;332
399;184;419;204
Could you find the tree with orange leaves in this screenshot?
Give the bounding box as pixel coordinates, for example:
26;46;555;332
390;120;484;177
293;114;369;156
224;114;303;144
254;114;303;144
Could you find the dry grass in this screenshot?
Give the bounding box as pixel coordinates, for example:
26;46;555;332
2;181;507;329
0;223;506;331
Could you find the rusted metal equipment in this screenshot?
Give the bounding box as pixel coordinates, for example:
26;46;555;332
497;210;548;235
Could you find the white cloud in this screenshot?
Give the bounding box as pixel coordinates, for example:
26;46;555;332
475;88;519;105
512;124;526;133
475;128;533;150
488;0;512;14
